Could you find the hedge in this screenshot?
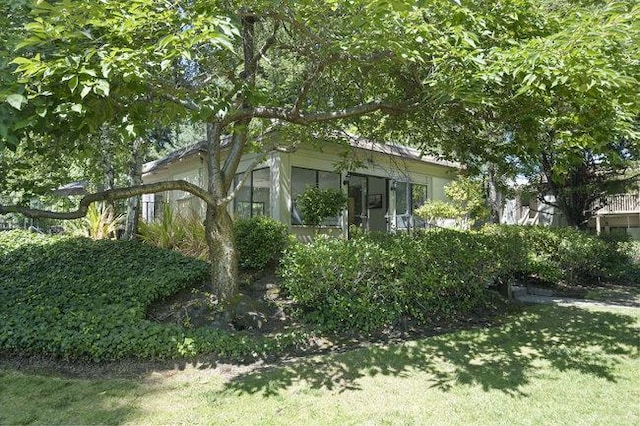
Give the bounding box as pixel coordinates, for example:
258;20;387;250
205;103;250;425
279;225;638;333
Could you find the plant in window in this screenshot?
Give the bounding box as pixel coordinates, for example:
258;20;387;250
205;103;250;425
296;186;347;228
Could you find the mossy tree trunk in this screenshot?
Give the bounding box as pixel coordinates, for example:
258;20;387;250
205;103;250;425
205;203;238;303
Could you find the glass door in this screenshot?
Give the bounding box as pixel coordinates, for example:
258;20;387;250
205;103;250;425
348;175;368;230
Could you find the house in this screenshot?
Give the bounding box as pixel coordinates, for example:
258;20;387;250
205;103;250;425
590;192;640;240
141;136;459;239
502;189;640;241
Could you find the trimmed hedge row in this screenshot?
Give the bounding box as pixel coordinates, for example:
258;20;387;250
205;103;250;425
279;229;510;333
483;225;638;285
279;226;638;333
0;230;302;361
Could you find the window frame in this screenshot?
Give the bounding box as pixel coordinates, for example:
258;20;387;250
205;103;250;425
233;167;271;219
291;166;342;226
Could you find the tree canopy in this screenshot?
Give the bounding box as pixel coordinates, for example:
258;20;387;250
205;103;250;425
1;0;638;298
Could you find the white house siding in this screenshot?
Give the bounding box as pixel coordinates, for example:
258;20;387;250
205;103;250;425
142;141;458;237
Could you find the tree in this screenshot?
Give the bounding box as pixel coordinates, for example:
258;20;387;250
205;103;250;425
373;0;639;229
415;176;488;229
1;0;437;303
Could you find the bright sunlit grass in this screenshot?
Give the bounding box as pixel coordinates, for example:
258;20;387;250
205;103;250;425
2;304;639;425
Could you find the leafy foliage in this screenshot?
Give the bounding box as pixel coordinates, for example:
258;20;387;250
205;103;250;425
414;200;462;226
139;205;208;260
140;208;290;271
234;216;290;271
0;230;303;361
482;225;638;285
280;225;638;332
296;187;347;227
279;229;507;333
415;176;489;228
66;202;124;239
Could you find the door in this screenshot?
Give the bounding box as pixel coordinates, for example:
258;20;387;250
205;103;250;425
347;175;388;232
348;175;368;229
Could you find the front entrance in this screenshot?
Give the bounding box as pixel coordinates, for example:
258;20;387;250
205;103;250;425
347;174;388;232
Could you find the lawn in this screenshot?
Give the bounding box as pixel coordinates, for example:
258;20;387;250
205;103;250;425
2;303;638;425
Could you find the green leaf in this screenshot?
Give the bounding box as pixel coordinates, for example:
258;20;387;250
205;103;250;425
68;75;79;93
160;59;172;71
93;79;110;97
80;85;92;99
5;94;26;110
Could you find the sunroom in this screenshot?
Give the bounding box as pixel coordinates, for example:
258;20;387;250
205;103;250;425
141;138;459;238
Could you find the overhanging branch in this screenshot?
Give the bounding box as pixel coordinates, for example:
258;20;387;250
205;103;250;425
0;180;215;220
234;100;413;124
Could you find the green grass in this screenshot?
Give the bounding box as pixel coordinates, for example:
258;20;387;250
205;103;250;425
585;285;640;305
2;303;638;425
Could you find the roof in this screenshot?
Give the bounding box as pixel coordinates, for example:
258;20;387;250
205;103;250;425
346;137;459;168
142;142;207;174
142;135;459;174
52;181;89;196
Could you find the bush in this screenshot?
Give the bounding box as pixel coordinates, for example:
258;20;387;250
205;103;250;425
481;225;637;285
296;186;347;227
140;208;290;272
234;216;289;271
279;229;505;333
0;230;303;361
138;205;208;260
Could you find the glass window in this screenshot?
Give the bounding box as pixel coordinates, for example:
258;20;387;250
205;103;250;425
412;184;428;228
394;181;429;229
395;181;409;215
233;168;270;219
291;167;341;226
412;184;428;211
319;171;341;190
252;168;270;217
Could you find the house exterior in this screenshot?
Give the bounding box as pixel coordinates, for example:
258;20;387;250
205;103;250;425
590;192;640;240
141;138;459;239
502;190;640;240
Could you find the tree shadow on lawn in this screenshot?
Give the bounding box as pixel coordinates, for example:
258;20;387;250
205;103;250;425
224;305;639;397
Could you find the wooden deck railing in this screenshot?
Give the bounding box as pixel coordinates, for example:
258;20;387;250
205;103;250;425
599;193;640;214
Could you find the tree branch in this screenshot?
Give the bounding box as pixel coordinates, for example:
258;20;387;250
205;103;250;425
233;100;413;124
291;55;334;115
0;180;215;220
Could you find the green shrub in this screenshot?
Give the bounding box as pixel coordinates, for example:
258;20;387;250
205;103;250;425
140;208;290;272
233;216;289;271
481;225;637;285
279;229;503;333
296;186;347;227
138;205;208;260
0;230;304;361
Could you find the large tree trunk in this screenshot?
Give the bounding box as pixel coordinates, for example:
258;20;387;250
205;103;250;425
205;203;238;303
124;137;145;240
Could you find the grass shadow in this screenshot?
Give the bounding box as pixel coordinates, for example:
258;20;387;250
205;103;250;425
0;369;145;425
224;304;639;397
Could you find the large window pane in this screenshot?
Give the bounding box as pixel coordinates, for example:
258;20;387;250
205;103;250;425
395;181;409;215
233;168;270;219
412;184;428;228
291;167;316;225
318;171;340;190
319;170;341;226
234;174;252;219
291;167;341;226
252;168;270;217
